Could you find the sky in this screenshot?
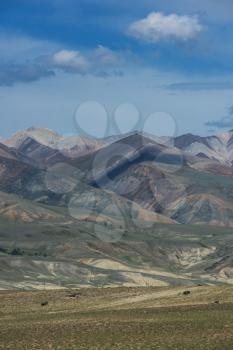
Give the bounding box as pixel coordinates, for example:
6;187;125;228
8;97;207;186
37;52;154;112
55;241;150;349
1;0;233;138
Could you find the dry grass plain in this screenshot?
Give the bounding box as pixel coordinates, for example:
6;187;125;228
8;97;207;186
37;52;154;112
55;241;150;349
1;285;233;350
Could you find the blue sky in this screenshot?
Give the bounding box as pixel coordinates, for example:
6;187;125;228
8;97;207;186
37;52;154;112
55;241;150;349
1;0;233;138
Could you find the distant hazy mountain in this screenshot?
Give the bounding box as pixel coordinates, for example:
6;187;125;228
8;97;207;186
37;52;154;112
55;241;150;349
4;127;233;166
3;127;105;158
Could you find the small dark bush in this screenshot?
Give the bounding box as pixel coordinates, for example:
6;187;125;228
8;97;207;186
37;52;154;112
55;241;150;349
183;290;191;296
10;248;24;256
41;301;48;306
0;247;7;253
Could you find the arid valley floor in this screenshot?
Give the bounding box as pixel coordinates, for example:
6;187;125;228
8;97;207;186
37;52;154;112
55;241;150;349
1;285;233;350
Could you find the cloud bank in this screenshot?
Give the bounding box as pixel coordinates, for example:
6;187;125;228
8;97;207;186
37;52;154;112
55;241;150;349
0;46;124;86
0;62;55;86
206;106;233;128
166;81;233;91
128;12;203;42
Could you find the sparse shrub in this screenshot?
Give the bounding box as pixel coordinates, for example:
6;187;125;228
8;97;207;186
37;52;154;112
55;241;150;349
41;301;48;306
10;248;24;256
183;290;191;296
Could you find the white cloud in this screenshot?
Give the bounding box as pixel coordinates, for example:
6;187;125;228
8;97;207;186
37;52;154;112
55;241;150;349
128;12;203;42
93;45;123;65
50;47;124;76
52;50;89;73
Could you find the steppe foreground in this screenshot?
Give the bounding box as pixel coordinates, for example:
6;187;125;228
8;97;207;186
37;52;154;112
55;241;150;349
1;285;233;350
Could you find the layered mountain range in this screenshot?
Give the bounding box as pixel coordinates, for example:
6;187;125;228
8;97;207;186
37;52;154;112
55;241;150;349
4;126;233;165
1;127;233;289
2;127;233;225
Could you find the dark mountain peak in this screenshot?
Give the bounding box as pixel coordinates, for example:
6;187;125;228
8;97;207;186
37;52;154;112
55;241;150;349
0;141;14;153
17;135;53;154
18;135;39;147
0;142;31;164
113;131;166;151
174;133;210;149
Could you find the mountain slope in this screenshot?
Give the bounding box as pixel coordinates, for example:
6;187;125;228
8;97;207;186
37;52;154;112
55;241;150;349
16;137;70;167
1;217;233;288
0;191;65;223
174;130;233;166
169;193;233;226
0;142;39;194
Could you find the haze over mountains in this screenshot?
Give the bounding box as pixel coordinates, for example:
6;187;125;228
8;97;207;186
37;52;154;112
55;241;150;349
1;127;233;289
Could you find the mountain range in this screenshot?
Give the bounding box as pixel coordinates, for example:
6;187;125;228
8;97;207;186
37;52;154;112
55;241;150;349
1;127;233;289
